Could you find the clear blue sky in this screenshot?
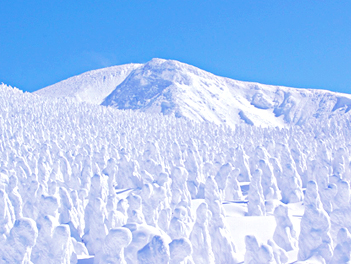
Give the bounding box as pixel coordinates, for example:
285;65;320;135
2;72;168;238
1;1;351;93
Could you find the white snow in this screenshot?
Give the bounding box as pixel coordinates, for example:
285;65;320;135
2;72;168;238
2;57;351;263
36;58;351;128
35;63;142;105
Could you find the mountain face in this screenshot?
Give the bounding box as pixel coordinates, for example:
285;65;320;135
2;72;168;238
35;63;142;104
35;58;351;127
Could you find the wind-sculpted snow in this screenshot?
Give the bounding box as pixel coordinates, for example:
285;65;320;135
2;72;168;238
2;83;351;263
37;58;351;128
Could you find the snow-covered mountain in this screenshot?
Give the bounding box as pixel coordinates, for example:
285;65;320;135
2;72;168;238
36;58;351;128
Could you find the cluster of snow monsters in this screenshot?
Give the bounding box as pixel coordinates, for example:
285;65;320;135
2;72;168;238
1;84;351;263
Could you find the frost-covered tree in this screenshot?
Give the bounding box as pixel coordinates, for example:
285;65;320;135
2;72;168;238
244;235;277;264
247;169;265;216
298;181;332;262
0;218;38;264
273;205;297;251
189;202;215;264
169;238;194;264
330;227;351;264
95;227;132;264
137;235;170;264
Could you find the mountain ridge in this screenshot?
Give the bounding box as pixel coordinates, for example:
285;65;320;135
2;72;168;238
35;63;142;104
35;58;351;128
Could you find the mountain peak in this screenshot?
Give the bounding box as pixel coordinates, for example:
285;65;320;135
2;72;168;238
35;59;351;128
146;57;169;65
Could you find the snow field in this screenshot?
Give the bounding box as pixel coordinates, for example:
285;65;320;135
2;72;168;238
1;83;351;263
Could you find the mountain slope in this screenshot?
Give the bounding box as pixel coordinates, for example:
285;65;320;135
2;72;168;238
36;58;351;127
35;63;142;104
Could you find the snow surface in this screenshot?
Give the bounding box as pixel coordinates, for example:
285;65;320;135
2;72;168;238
2;62;351;264
36;58;351;128
35;63;142;105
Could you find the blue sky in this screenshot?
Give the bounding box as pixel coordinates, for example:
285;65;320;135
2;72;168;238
1;1;351;93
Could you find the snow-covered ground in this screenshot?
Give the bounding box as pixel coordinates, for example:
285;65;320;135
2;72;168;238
2;63;351;264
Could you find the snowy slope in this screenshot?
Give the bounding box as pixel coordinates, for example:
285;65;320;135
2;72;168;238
35;63;142;104
36;58;351;128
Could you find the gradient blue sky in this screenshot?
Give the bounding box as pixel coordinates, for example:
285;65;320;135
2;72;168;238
1;1;351;93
